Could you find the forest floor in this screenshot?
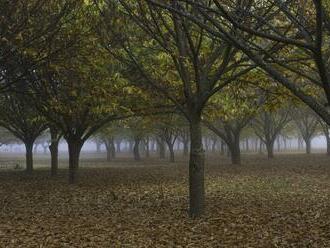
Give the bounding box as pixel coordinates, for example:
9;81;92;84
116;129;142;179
0;153;329;247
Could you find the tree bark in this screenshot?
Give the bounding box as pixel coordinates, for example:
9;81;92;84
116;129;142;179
116;140;121;153
220;140;225;155
144;138;150;158
189;117;205;218
229;135;241;165
266;141;275;159
133;137;141;161
49;128;60;177
305;138;312;154
245;138;249;152
183;140;189;156
49;141;59;176
211;138;217;152
167;142;175;162
96;141;101;153
326;136;330;156
67;138;83;184
106;146;111;161
128;140;133;152
110;139;116;159
25;141;34;174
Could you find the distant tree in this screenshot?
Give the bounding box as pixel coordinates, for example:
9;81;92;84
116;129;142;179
252;109;291;159
0;92;47;173
154;115;181;163
294;108;319;154
178;126;190;156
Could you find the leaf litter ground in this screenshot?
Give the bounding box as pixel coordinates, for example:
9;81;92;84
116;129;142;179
0;153;329;247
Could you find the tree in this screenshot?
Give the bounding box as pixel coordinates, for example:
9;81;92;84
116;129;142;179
154;114;181;163
49;126;62;176
252;109;291;159
203;81;261;165
0;0;79;92
0;92;47;173
162;1;330;125
96;122;124;161
99;0;254;217
178;126;190;156
294;108;319;154
29;4;137;183
318;119;330;155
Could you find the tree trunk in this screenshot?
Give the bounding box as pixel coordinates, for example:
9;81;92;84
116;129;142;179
133;137;141;161
49;127;60;176
104;140;112;161
144;138;150;158
49;141;59;176
189;117;205;218
106;146;111;161
305;138;311;154
277;136;281;152
204;138;209;152
96;141;101;153
326;136;330;156
116;140;121;153
157;139;166;159
266;140;275;159
259;140;263;154
183;140;189;156
25;141;34;174
211;139;217;153
67;138;83;184
220;140;225;155
128;140;133;152
229;135;241;165
110;139;116;159
167;143;175;163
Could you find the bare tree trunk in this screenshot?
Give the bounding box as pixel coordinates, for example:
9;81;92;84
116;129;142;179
245;138;249;152
229;135;241;165
277;136;281;152
133;137;141;161
49;127;61;176
25;141;34;174
266;141;275;159
67;138;83;184
326;136;330;156
183;140;189;156
144;138;150;158
96;141;101;153
305;138;312;154
211;138;217;153
128;140;133;152
189;117;205;218
106;144;111;161
168;143;175;162
116;140;121;153
49;142;59;176
220;140;225;155
110;141;116;159
259;140;263;154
